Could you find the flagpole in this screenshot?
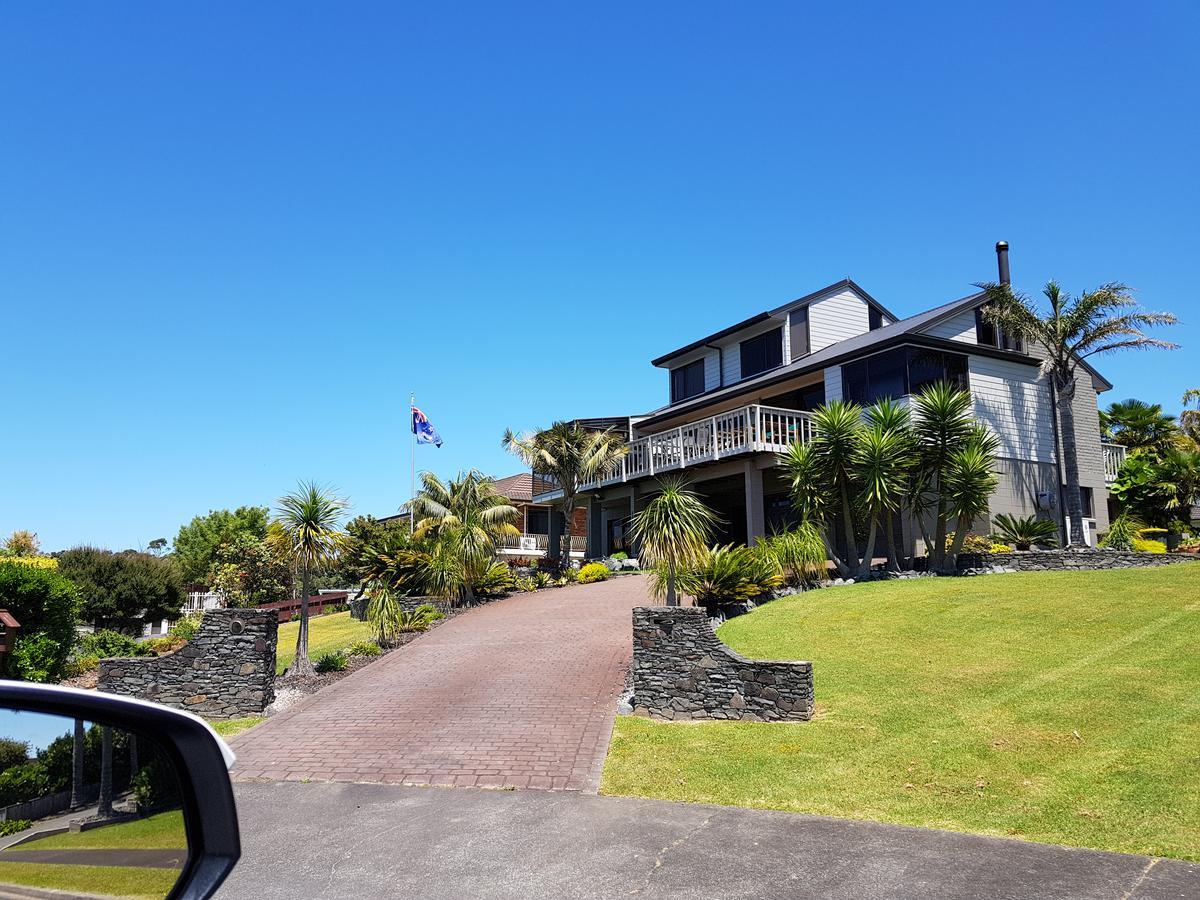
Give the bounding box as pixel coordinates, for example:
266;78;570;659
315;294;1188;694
410;392;416;535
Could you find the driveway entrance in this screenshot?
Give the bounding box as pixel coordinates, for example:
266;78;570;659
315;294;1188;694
230;576;650;791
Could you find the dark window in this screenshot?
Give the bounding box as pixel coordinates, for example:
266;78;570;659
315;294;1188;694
1079;487;1094;518
841;347;969;404
869;306;883;330
740;327;783;378
976;306;1024;352
525;507;550;535
670;359;706;403
975;307;996;346
789;308;810;360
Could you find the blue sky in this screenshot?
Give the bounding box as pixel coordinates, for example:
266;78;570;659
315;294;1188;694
3;2;1197;552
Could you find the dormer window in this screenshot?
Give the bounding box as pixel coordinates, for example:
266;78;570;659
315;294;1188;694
789;308;810;360
670;359;706;403
975;306;1023;352
740;327;783;379
869;306;883;330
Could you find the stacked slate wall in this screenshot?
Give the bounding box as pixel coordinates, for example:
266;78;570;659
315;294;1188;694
631;607;813;722
98;609;277;719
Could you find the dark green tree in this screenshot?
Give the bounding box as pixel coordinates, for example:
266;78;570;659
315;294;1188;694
56;548;184;633
0;561;80;682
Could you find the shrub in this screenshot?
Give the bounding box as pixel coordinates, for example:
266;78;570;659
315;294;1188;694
0;557;57;570
1133;538;1167;554
0;561;81;683
314;651;348;673
0;819;31;837
132;756;180;810
577;562;610;584
79;629;148;659
413;603;444;622
348;641;381;657
665;544;783;616
989;542;1014;553
141;636;187;655
759;525;825;586
473;561;517;597
64;655;100;678
367;592;444;646
611;551;629;561
1099;513;1142;551
945;531;1003;554
169;613;203;642
0;763;48;807
991;514;1060;551
531;571;553;589
514;576;536;592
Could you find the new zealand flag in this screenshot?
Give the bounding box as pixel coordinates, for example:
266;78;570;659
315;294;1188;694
411;406;443;447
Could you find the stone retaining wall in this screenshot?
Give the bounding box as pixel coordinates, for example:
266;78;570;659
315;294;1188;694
956;550;1196;573
98;609;277;719
631;607;813;722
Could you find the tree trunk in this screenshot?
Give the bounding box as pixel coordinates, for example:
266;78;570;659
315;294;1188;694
70;719;85;809
884;513;900;574
1056;374;1087;548
289;564;316;677
941;515;971;574
128;734;139;783
931;491;949;571
838;479;861;572
98;726;113;818
855;516;879;581
666;561;678;607
560;500;574;568
820;528;849;581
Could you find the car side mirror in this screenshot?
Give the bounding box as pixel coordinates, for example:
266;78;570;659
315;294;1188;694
0;682;239;899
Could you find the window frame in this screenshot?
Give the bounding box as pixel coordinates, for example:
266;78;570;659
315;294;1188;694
740;327;784;379
669;358;706;404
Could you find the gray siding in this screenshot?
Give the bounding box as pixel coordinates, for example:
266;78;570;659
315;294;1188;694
986;457;1059;529
666;347;722;397
809;288;870;352
823;365;843;402
716;318;784;386
968;355;1057;464
923;308;977;343
1063;376;1111;534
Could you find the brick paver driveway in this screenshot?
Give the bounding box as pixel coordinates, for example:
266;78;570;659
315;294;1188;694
230;576;651;792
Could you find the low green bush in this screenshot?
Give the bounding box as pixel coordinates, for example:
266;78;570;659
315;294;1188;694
1133;538;1167;554
141;636;187;655
1099;513;1142;551
79;629;149;659
169;613;203;642
991;514;1059;551
347;641;381;657
610;551;629;561
314;651;348;673
413;602;444;621
577;562;610;584
63;655;100;678
0;819;31;837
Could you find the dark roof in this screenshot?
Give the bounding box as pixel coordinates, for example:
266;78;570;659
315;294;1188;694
651;279;900;368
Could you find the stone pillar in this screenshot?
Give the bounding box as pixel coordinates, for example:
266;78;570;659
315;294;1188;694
745;463;766;545
588;497;603;558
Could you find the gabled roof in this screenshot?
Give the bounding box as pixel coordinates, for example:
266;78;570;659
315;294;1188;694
491;472;536;502
651;279;900;368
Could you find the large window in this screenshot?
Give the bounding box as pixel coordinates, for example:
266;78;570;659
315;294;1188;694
789;308;810;360
842;347;969;404
869;306;884;330
670;359;706;403
740;327;783;378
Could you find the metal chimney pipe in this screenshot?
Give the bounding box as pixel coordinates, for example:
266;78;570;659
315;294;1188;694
995;240;1011;285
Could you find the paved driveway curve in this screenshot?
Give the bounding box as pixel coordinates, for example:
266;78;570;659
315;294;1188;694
230;576;649;791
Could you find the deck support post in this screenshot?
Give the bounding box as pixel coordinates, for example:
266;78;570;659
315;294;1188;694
744;462;766;545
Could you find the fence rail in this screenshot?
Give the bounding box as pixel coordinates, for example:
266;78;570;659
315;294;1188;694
535;404;817;499
1102;442;1126;483
496;534;587;552
0;784;99;822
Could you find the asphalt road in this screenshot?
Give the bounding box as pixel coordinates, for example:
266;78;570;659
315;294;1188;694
219;782;1200;899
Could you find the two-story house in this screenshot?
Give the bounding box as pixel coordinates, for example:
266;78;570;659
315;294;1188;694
534;243;1127;560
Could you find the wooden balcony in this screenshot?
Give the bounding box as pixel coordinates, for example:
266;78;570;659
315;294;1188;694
534;404;816;500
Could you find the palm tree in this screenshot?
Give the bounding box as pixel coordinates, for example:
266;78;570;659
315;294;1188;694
1099;399;1178;455
910;383;976;570
809;400;866;576
410;470;519;604
981;280;1178;546
941;427;1000;569
629;477;719;606
97;726;113;818
273;481;348;677
1181;389;1200;446
863;399;915;573
69;719;84;809
503;422;627;564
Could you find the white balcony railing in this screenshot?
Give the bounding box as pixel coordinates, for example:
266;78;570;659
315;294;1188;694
496;533;587;554
534;404;816;499
1102;442;1127;483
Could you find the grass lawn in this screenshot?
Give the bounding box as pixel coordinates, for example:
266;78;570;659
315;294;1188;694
275;610;373;674
0;861;180;898
11;810;186;851
210;716;266;737
602;565;1200;861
